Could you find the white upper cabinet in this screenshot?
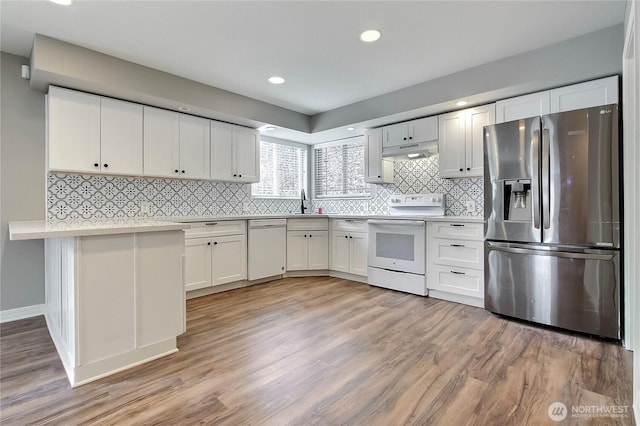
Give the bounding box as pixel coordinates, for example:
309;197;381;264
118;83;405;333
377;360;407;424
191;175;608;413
48;87;101;174
382;116;438;147
179;115;210;180
550;75;618;113
100;98;143;175
144;107;211;179
48;87;143;175
210;122;259;183
495;92;551;124
496;76;619;123
439;104;495;179
364;128;393;184
143;106;180;178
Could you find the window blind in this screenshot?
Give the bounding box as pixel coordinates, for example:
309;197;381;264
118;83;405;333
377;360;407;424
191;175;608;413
251;140;307;198
314;138;369;198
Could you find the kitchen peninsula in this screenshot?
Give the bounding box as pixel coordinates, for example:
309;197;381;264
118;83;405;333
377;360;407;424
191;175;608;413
9;220;188;387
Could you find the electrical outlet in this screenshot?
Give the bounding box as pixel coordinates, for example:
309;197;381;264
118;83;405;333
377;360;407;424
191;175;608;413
466;200;476;213
140;201;152;215
242;201;250;213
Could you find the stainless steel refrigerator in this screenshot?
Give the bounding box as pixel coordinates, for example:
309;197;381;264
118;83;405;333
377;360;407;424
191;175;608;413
484;104;621;339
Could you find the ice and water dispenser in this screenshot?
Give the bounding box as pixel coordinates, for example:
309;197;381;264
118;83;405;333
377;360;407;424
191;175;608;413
503;179;531;221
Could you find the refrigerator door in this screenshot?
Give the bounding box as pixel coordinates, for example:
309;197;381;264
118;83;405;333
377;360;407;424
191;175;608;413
484;117;541;243
485;241;620;339
542;105;620;248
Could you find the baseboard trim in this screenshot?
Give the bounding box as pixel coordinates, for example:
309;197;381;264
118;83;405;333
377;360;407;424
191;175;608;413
0;304;46;323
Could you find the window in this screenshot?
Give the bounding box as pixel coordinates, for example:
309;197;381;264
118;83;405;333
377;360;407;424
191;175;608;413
314;138;369;198
251;139;307;198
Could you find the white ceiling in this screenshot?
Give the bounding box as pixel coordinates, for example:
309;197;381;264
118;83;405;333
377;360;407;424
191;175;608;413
0;0;626;117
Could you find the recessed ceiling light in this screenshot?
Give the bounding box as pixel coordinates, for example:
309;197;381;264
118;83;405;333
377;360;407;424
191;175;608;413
178;106;191;112
456;101;468;107
360;30;381;43
347;127;355;131
268;76;285;85
265;126;276;131
49;0;73;5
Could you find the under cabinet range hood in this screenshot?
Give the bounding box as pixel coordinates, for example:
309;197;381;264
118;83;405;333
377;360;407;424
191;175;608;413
381;140;439;160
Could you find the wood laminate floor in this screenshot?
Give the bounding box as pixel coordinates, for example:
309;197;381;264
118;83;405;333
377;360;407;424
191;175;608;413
0;277;634;425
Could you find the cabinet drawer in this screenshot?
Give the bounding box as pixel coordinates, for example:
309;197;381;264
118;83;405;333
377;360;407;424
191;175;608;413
185;220;246;238
427;264;484;299
287;218;328;231
428;239;483;270
428;221;483;240
330;219;367;232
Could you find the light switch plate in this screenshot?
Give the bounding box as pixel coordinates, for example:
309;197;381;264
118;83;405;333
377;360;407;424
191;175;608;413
466;200;476;213
140;201;152;215
242;201;250;213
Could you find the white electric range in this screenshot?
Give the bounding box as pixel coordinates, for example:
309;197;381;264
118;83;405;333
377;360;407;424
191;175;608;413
367;193;444;296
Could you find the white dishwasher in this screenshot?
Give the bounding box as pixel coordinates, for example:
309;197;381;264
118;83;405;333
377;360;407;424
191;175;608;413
248;219;287;280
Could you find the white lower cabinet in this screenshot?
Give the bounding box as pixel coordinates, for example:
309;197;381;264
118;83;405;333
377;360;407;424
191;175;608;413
329;219;368;277
286;219;329;271
184;221;247;292
426;221;484;307
44;231;185;387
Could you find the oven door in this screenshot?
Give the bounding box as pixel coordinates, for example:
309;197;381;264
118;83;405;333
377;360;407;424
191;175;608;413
367;219;426;274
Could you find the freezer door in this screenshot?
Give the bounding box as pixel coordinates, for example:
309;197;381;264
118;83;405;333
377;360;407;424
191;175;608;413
484;117;541;243
542;105;620;247
485;242;620;339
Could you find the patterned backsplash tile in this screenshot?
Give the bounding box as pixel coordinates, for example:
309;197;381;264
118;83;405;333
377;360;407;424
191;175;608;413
47;155;483;221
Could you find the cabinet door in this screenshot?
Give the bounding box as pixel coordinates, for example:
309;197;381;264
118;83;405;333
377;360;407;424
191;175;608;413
349;232;368;276
495;92;550;123
48;87;101;173
382;122;407;147
409;116;438;143
184;237;212;292
287;231;308;271
331;231;350;273
364;129;393;184
179;115;210;180
438;110;466;178
465;104;495;177
212;235;247;286
210;123;235;181
234;127;259;183
307;231;328;270
143;107;180;178
550;76;618;113
100;98;143;176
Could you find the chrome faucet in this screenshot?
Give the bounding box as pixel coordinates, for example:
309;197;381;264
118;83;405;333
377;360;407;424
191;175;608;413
300;189;308;214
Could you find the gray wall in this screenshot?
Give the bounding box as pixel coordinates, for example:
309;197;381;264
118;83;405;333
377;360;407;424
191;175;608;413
1;52;46;310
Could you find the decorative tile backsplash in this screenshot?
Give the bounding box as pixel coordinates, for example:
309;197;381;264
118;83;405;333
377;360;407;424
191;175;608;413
47;155;483;221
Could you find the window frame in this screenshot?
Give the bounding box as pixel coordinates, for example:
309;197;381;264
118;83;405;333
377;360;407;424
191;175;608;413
250;136;309;199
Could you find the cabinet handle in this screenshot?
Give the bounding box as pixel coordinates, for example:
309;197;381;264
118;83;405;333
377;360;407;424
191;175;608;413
304;234;307;238
466;167;471;171
93;163;99;167
103;164;109;168
378;175;381;178
213;241;218;245
175;169;179;173
403;137;407;141
344;235;348;239
349;236;353;239
181;170;185;174
459;168;463;172
233;174;237;177
309;234;313;238
207;242;211;246
450;224;465;227
450;244;465;247
451;270;466;275
205;222;218;226
409;136;413;140
239;174;242;178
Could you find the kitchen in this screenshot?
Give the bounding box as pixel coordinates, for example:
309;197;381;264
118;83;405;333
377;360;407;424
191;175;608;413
2;1;626;424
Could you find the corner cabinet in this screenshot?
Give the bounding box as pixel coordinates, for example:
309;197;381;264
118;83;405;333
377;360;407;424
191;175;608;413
184;221;247;292
48;87;143;175
329;219;368;277
210;123;259;183
143;107;210;180
439;104;495;178
364;128;393;183
286;219;329;271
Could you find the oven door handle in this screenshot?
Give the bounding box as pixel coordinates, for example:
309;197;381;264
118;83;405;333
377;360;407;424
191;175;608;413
367;219;425;226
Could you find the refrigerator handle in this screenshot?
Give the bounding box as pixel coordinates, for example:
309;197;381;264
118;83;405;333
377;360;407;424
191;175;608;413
532;129;541;229
542;128;550;229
